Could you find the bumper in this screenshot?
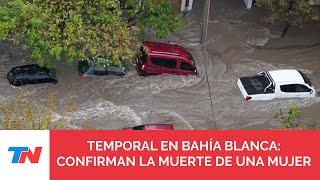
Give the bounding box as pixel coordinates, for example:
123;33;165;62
136;65;146;76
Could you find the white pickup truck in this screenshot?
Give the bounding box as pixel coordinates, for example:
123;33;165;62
237;69;316;101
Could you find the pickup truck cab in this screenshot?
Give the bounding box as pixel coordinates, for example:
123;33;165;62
237;69;316;101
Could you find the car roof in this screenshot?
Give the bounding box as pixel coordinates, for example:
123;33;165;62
10;64;55;77
143;41;192;61
268;69;305;84
11;64;41;71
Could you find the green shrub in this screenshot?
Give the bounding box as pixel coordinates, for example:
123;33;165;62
0;92;75;130
274;104;314;129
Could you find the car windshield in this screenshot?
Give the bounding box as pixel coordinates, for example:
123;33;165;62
78;61;90;74
298;70;313;86
189;53;195;65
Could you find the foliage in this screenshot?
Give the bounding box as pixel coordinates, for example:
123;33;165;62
256;0;320;37
124;0;184;38
274;104;314;129
86;56;124;70
0;0;183;68
0;92;75;130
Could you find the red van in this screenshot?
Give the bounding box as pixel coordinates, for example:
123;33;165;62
136;41;197;76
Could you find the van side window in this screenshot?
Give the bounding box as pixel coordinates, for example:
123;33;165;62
163;59;176;68
181;62;195;71
280;84;311;93
151;58;176;69
151;58;164;67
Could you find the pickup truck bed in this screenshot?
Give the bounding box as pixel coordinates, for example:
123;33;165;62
239;75;270;95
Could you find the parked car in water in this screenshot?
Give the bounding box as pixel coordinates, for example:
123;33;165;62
237;69;316;101
7;64;58;86
136;41;197;76
123;124;174;130
78;60;127;77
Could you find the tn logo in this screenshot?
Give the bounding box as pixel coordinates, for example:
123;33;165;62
8;147;42;163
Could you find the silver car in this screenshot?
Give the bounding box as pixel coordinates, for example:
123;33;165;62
78;61;127;77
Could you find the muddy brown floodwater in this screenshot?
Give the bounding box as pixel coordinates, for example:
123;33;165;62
0;0;319;129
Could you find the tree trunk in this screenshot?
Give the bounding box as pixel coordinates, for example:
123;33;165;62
281;23;291;38
281;0;293;38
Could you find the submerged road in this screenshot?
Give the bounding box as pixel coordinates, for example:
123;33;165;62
0;0;319;130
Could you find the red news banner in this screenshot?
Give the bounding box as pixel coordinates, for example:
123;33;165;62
51;131;320;180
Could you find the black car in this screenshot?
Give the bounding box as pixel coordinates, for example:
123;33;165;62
78;60;127;77
7;64;58;86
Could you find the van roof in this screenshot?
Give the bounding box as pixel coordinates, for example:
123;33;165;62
268;69;305;84
143;41;192;61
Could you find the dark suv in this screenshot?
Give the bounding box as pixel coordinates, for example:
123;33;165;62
7;64;58;86
136;41;197;76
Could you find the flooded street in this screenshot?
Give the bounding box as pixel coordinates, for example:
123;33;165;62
0;0;319;129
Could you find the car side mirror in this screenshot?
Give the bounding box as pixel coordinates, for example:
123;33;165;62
310;90;314;94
